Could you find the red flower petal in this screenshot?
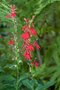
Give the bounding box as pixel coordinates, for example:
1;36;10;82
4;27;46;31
10;12;16;18
10;5;16;11
34;61;39;68
23;51;31;60
8;40;14;45
32;60;39;68
30;27;37;36
5;14;10;19
21;32;30;40
22;25;29;32
33;41;40;49
26;44;34;52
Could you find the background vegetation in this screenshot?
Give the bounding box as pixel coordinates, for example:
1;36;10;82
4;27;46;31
0;0;60;90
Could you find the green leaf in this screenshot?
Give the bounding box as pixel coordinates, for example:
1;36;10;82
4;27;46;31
34;0;60;15
22;79;33;90
35;80;55;90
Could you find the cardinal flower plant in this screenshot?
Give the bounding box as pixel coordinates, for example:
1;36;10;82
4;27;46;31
5;5;41;90
6;5;40;68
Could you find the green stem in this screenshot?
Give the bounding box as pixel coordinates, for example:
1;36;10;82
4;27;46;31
12;18;20;90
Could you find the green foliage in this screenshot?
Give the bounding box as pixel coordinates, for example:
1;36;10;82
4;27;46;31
0;0;60;90
34;0;60;15
44;36;60;90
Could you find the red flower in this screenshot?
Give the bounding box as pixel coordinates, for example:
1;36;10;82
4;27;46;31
21;18;39;61
10;5;16;18
33;41;40;49
10;5;16;12
34;61;39;68
22;40;30;48
8;40;14;45
5;5;16;19
22;25;28;31
26;44;34;52
32;60;39;68
10;12;16;18
23;51;31;60
21;32;30;40
30;27;37;36
5;14;10;19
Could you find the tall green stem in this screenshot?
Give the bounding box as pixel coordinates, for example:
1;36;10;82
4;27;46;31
12;18;20;90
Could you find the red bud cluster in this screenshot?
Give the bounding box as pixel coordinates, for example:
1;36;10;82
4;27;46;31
6;5;16;19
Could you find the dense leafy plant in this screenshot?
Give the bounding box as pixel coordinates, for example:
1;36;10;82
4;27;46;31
0;0;60;90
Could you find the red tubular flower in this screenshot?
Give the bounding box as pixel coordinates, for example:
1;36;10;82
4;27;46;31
21;32;30;40
34;61;39;68
5;5;16;19
30;27;37;36
26;44;34;52
33;41;40;49
23;51;31;60
32;60;39;68
8;40;14;45
10;12;16;18
5;15;10;19
10;5;16;11
22;25;28;31
22;40;29;48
